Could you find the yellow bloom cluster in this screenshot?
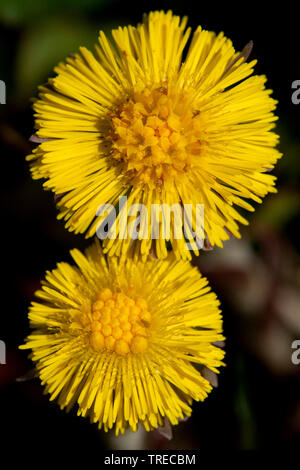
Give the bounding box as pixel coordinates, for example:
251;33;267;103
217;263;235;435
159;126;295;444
21;241;224;434
22;10;281;436
28;10;281;259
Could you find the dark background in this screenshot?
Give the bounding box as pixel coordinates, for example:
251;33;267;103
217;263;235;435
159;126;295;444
0;0;299;456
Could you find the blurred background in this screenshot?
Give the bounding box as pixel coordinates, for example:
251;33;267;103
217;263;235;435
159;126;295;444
0;0;299;455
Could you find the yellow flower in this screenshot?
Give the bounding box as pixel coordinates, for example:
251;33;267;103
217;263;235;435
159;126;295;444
28;10;281;259
20;240;224;434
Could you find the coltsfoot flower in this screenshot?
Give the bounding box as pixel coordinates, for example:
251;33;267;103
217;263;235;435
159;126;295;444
20;240;225;434
28;10;281;259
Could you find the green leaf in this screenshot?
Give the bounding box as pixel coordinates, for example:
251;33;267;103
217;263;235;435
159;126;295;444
0;0;111;26
14;18;98;99
253;191;300;229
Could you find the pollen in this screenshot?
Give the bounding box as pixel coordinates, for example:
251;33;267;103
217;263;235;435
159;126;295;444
87;288;151;355
106;85;204;189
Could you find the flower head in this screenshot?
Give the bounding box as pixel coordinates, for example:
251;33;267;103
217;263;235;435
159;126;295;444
20;240;224;434
28;10;281;259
